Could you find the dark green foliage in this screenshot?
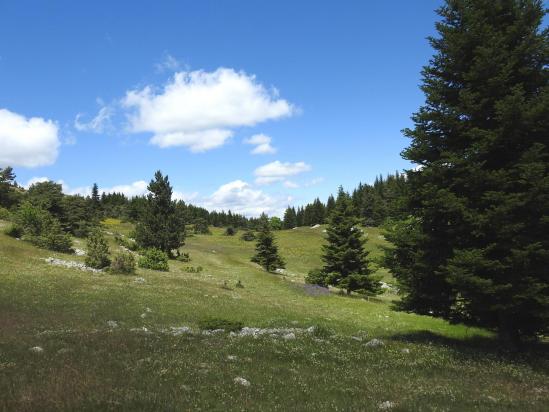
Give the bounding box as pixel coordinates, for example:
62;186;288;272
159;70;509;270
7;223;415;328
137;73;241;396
224;226;237;236
387;0;549;347
0;166;21;209
85;229;111;269
251;214;285;272
198;318;243;332
138;248;169;271
240;228;256;241
5;224;23;238
235;279;244;288
109;252;136;275
182;265;203;273
322;188;380;295
269;216;282;230
62;195;97;237
305;268;328;287
135;171;185;256
26;181;64;221
193;218;211;234
282;206;297;229
0;207;10;220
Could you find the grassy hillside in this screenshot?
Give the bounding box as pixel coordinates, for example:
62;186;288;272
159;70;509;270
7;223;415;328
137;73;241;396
1;219;548;411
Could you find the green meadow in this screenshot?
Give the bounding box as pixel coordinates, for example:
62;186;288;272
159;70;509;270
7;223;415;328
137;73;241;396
1;220;548;411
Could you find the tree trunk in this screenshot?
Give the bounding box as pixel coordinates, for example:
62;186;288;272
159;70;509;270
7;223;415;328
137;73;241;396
498;313;520;352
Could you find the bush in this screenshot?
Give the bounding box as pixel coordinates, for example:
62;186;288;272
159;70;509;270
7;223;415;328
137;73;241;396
224;226;237;236
193;219;211;235
114;234;138;251
310;324;334;338
198;318;243;332
305;268;328;287
138;248;169;271
0;207;10;220
5;224;23;238
109;252;136;275
85;229;111;269
235;279;244;288
15;202;51;237
176;252;191;262
240;229;256;241
182;265;203;273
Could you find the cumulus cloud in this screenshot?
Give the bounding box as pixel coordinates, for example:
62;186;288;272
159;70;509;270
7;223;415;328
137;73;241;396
244;133;277;155
202;180;287;217
254;160;311;185
0;108;60;168
283;180;299;189
74;99;113;133
122;68;294;152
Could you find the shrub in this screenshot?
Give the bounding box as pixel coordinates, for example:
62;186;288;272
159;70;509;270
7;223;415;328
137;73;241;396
240;229;256;241
182;265;203;273
224;226;237;236
138;248;169;271
193;219;211;235
176;252;191;262
0;207;10;220
5;224;23;238
198;318;243;332
114;234;138;251
85;229;111;269
305;268;328;287
38;220;73;253
109;252;136;275
235;279;244;288
15;202;51;237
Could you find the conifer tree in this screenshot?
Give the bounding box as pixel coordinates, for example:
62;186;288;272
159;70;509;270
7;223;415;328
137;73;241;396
283;206;297;229
251;214;285;272
322;187;380;295
135;171;185;257
325;194;336;218
386;0;549;347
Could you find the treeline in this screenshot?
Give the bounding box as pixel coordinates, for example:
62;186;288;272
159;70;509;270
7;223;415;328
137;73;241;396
282;172;408;229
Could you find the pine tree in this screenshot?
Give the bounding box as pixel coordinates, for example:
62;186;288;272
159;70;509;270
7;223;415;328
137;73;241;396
91;183;100;212
283;206;297;229
386;0;549;348
325;194;336;218
135;171;185;257
85;229;111;269
251;214;285;272
322;187;380;295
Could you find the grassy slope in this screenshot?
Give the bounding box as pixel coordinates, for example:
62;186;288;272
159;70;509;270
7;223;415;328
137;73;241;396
0;220;548;411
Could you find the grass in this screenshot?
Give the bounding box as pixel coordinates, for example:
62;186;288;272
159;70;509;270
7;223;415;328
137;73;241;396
1;219;548;411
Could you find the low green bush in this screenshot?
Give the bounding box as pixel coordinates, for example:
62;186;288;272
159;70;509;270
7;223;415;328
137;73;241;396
85;230;111;269
0;207;11;220
224;226;237;236
109;252;136;275
5;224;23;238
305;268;328;287
176;252;191;262
240;229;256;241
138;248;169;271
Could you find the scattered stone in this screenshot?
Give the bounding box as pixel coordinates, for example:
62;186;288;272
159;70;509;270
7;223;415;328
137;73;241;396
202;329;224;336
29;346;44;353
73;248;86;256
365;338;384;348
401;348;410;354
322;229;327;233
107;320;118;328
134;277;146;284
145;307;152;313
311;224;321;229
291;320;299;325
130;326;151;334
227;355;237;361
282;332;296;340
306;326;316;333
140;313;147;319
43;257;102;273
170;326;192;336
234;377;251;387
378;400;395;410
275;268;287;275
351;336;363;342
57;348;72;355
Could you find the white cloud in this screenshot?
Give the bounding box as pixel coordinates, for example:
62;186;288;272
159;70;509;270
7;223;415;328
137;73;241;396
283;180;299;189
0;108;59;168
305;177;325;187
155;54;182;73
74;100;113;133
123;68;294;152
244;133;277;155
254;160;311;185
202;180;287;217
24;176;51;188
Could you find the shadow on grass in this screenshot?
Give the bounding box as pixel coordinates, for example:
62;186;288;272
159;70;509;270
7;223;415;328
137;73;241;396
389;329;549;371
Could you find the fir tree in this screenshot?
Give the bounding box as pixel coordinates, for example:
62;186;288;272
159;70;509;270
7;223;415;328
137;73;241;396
386;0;549;348
85;229;111;269
251;214;285;272
135;171;185;257
283;206;297;229
325;194;336;218
91;183;100;212
322;187;380;295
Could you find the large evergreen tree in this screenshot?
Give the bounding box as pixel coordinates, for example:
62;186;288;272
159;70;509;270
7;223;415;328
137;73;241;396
322;187;380;295
251;214;285;272
283;206;297;229
386;0;548;347
135;171;185;256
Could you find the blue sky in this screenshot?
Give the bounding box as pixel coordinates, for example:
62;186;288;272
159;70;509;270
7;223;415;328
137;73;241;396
0;0;443;216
